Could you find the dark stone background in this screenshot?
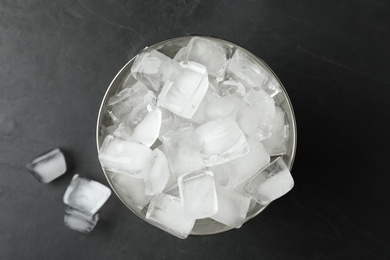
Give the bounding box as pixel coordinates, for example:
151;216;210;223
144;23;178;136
1;0;389;259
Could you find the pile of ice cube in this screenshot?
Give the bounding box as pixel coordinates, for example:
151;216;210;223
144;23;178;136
27;149;111;234
98;36;294;239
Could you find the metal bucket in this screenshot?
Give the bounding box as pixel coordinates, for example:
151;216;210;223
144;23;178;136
96;36;297;235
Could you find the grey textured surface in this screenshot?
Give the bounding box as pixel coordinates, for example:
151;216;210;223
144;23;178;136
1;0;389;259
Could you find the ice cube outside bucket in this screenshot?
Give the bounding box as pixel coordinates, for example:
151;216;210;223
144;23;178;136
96;36;297;236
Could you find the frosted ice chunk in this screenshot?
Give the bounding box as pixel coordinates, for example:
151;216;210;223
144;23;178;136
111;173;153;209
113;92;161;147
204;92;241;121
178;170;218;219
185;37;233;81
98;135;152;177
162;124;205;178
143;148;170;195
245;157;294;205
262;106;289;155
220;138;270;189
131;48;180;91
26;148;67;184
237;89;276;140
210;185;251;228
195;118;248;166
107;81;150;123
146;193;195;239
64;207;99;234
158;61;209;119
63;174;111;215
216;79;246;97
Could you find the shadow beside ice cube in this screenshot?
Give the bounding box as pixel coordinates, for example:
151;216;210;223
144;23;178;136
26;148;67;184
97;36;295;238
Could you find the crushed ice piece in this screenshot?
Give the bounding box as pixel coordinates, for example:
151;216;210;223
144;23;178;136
107;81;150;123
146;193;195;239
158;61;209;119
237;89;276;141
262;106;289;155
111;173;153;209
245;157;294;205
185;37;233;81
98;135;152;177
210;185;251;228
178;170;218;219
113;92;161;147
195;118;248;166
26;148;67;184
63;174;111;215
143;148;171;195
162;124;205;178
131;48;180;91
64;207;99;234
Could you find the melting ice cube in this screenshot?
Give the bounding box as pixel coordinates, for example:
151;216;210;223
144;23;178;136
143;148;171;195
185;37;233;81
64;207;99;234
262;106;289;155
210;185;251;228
146;193;195;239
203;92;241;122
131;48;179;91
98;135;152;177
195;118;248;166
158;61;209;119
245;157;294;205
178;170;218;219
113;92;161;147
237;89;276;141
63;174;111;215
26;148;67;184
162;124;205;178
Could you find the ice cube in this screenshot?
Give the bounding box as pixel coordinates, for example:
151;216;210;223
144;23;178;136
221;138;270;189
237;89;276;140
226;48;269;90
107;81;150;123
207;164;230;187
64;207;99;234
185;37;233;81
203;92;241;121
113;92;161;147
210;185;251;228
262;106;289;155
111;173;153;209
195;118;248;166
158;61;209;119
173;46;189;62
143;148;171;195
98;135;152;177
260;76;282;97
63;174;111;215
216;79;246;97
245;157;294;205
158;108;187;141
131;48;180;91
178;170;218;219
26;148;67;184
162;124;205;178
146;193;195;239
189;85;214;125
